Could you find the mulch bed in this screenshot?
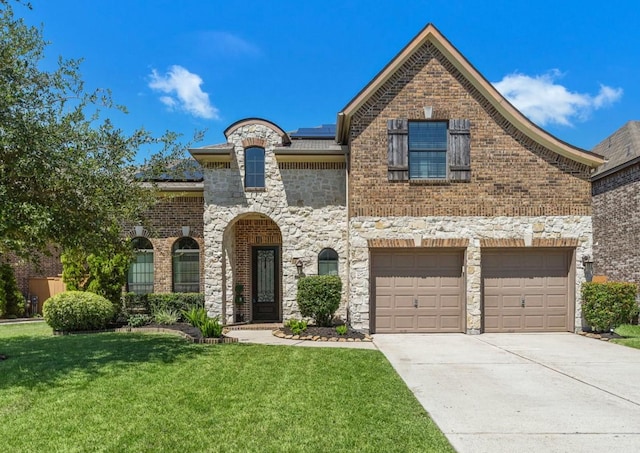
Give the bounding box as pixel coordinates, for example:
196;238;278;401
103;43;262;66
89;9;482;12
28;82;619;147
275;325;372;342
578;330;623;341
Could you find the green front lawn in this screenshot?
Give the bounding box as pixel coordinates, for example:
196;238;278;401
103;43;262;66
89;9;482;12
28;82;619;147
0;323;453;452
613;324;640;349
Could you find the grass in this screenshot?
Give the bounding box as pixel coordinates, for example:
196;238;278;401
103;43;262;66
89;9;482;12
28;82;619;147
613;324;640;349
0;322;453;453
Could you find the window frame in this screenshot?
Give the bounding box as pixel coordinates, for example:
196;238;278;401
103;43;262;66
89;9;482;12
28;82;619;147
244;146;266;189
172;237;200;293
127;237;154;295
318;248;339;276
408;120;448;180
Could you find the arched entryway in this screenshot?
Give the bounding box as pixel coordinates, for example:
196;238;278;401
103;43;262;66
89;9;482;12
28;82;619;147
223;213;283;323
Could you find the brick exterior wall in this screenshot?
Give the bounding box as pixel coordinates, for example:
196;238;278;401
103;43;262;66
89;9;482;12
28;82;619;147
592;163;640;285
7;249;63;297
8;194;205;300
233;218;283;320
137;196;205;293
348;41;592;217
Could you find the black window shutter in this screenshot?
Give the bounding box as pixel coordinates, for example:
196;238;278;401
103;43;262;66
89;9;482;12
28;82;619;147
387;119;409;181
448;119;471;181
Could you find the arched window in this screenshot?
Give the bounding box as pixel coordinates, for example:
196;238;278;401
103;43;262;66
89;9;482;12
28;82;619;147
172;237;200;293
245;147;265;188
318;248;339;275
128;237;154;294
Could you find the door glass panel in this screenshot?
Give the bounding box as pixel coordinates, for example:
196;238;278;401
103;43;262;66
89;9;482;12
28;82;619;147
256;249;275;303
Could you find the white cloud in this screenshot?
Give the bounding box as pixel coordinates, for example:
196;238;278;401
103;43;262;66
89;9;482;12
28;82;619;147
148;66;219;119
197;31;261;57
493;70;622;126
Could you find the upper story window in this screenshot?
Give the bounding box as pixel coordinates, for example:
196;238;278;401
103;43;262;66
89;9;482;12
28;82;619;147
409;121;448;179
172;237;200;293
245;147;265;188
387;118;471;182
318;248;339;276
128;237;154;295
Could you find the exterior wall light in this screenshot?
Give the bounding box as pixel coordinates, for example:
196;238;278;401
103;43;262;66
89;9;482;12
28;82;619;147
296;259;304;277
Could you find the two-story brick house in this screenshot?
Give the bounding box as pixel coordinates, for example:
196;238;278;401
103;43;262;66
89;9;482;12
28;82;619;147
189;24;604;333
11;24;605;333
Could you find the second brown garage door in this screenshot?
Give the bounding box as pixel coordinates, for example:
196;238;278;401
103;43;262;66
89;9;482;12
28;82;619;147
371;249;465;333
482;249;572;333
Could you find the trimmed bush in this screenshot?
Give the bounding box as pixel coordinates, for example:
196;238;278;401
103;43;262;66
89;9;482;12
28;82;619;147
297;275;342;327
582;282;639;331
0;263;25;318
43;291;114;331
147;293;204;320
121;293;204;321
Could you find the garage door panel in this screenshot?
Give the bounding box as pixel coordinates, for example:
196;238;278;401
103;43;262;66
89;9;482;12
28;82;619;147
483;249;571;333
372;249;464;333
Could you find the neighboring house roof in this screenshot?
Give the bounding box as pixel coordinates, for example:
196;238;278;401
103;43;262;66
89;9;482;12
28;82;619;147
591;121;640;180
335;23;605;168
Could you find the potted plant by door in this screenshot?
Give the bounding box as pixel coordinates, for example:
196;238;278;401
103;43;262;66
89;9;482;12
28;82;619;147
234;283;245;323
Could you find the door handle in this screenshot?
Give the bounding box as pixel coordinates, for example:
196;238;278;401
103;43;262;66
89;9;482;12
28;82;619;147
414;299;418;308
521;298;525;308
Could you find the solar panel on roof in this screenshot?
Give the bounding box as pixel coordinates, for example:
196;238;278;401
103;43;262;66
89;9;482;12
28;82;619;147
290;124;336;138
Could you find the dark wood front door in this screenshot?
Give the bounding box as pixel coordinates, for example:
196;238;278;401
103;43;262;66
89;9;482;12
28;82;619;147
252;246;279;321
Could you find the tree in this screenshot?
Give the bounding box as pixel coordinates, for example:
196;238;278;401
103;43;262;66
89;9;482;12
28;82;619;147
0;1;193;262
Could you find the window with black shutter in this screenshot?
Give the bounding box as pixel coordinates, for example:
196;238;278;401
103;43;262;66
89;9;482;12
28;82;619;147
387;118;470;182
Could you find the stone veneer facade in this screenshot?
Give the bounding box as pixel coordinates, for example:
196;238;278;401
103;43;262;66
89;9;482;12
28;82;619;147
348;216;592;333
202;123;347;323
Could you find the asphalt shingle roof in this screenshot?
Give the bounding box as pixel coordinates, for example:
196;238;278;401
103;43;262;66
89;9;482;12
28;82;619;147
592;121;640;176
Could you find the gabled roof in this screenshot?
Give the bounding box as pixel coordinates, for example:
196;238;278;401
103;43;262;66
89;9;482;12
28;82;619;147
591;121;640;180
335;23;605;168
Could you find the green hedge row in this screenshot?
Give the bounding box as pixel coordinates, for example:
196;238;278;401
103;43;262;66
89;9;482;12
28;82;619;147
122;292;204;321
582;282;639;331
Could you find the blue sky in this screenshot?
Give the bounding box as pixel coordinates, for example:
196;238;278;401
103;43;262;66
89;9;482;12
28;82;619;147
19;0;640;157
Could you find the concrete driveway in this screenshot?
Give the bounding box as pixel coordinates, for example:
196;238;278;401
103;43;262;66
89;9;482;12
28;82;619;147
373;333;640;453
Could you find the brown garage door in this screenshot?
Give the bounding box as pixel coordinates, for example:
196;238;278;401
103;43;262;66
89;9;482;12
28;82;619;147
372;249;465;333
482;249;572;333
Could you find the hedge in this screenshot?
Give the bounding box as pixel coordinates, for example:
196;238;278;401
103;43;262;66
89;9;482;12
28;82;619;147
122;292;204;321
582;282;639;331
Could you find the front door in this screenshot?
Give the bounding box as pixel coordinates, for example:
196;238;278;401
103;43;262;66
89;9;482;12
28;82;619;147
252;246;279;321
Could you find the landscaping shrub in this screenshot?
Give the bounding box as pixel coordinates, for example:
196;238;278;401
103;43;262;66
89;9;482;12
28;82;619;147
61;247;130;317
582;282;639;331
0;263;25;318
335;324;348;336
147;293;204;320
122;292;149;315
182;306;208;327
199;316;223;338
181;307;222;337
285;318;308;335
297;275;342;327
152;308;179;325
122;293;204;321
127;314;152;327
43;291;114;331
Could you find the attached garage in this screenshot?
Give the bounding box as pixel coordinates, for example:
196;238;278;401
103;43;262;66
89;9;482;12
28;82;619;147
371;249;465;333
482;249;574;333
